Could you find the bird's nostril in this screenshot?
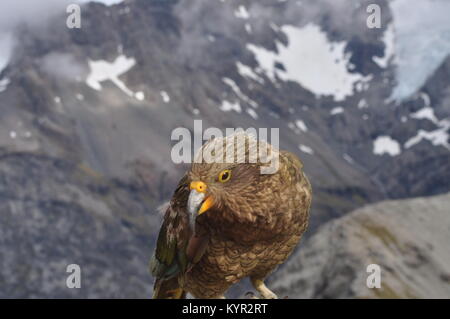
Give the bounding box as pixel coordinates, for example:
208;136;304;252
190;181;207;193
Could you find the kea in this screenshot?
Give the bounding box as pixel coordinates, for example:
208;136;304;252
150;132;312;299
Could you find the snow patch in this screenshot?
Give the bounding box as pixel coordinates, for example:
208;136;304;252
330;107;344;115
246;108;258;119
236;62;264;84
373;136;401;156
405;119;450;150
86;55;142;100
235;5;250;19
299;144;314;155
223;77;258;108
0;77;10;93
160;91;170;103
220;100;241;113
358;99;368;109
247;24;370;101
295;120;308;132
135;91;145;101
410;107;438;124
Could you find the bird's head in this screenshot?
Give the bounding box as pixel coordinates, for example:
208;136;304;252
186;132;279;231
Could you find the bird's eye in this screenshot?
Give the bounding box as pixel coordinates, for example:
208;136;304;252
218;169;232;183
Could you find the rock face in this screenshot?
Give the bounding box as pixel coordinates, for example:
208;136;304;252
0;0;449;297
0;152;161;297
271;193;450;299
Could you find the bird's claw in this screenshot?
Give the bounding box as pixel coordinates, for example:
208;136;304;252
260;291;278;299
244;291;260;299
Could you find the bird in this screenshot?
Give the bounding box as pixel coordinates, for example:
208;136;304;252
150;132;312;299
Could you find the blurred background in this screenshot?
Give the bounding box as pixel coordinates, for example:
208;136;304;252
0;0;449;298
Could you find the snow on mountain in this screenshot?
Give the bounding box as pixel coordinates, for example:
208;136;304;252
86;54;143;100
223;77;258;108
390;0;450;101
160;90;170;103
220;100;242;113
405;120;450;150
0;77;10;92
246;108;258;119
373;136;401;157
410;107;438;124
330;106;344;115
357;99;369;109
299;144;314;155
234;5;250;19
247;24;370;101
236;62;264;84
295;120;308;132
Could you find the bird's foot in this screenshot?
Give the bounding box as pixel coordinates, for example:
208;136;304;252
245;291;260;299
260;290;278;299
251;279;278;299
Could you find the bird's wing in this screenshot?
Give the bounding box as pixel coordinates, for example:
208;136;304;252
150;174;209;281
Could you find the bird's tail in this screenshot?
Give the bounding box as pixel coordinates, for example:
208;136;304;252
153;277;186;299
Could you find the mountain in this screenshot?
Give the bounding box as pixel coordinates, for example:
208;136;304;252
270;192;450;299
0;0;448;297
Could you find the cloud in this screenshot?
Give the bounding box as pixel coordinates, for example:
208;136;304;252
40;52;86;81
0;0;74;32
0;32;14;73
0;0;75;72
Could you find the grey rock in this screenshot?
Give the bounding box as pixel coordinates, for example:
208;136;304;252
271;193;450;299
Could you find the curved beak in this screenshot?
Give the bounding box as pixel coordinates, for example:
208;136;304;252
187;181;214;231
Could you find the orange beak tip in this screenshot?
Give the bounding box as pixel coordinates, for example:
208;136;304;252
198;196;214;215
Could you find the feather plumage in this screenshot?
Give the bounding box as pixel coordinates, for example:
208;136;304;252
151;133;312;298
